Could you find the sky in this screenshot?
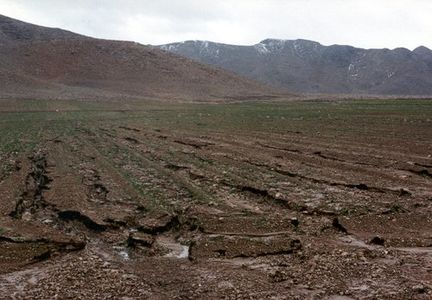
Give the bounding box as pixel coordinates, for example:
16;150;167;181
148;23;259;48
0;0;431;50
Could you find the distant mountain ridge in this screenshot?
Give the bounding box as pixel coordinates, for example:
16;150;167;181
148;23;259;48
160;39;432;95
0;15;278;101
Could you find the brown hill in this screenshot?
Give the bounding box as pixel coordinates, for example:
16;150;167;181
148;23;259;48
0;15;279;101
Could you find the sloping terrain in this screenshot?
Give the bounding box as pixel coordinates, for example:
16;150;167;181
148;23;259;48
160;39;432;95
0;99;431;298
0;15;278;101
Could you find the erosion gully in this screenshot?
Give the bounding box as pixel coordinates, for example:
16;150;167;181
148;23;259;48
0;100;431;299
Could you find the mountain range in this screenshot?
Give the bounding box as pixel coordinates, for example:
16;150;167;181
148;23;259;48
0;15;276;101
2;14;432;99
160;39;432;96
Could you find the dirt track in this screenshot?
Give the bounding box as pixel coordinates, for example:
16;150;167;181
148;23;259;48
0;99;431;299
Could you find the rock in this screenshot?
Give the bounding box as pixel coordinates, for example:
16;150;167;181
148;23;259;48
127;232;154;248
290;217;299;228
137;214;180;235
412;284;428;294
332;218;348;234
369;236;385;246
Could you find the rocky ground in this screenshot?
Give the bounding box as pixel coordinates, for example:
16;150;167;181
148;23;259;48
0;99;431;299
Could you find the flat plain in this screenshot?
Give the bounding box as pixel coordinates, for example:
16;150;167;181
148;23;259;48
0;98;431;299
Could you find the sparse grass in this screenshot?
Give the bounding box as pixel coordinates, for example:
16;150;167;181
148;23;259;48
1;98;431;216
389;203;405;214
1;97;431;298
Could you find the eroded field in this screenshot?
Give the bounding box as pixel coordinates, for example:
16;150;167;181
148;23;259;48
0;99;431;299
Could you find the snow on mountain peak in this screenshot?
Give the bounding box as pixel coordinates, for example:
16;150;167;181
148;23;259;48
254;39;288;54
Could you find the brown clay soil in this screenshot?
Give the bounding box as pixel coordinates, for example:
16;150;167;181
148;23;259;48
0;99;431;299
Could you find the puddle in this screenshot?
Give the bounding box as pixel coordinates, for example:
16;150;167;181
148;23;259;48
157;237;189;259
113;246;130;260
119;250;130;260
166;245;189;259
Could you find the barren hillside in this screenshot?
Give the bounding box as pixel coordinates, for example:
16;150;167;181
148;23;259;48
0;15;279;101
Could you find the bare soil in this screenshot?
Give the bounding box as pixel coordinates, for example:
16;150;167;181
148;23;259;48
0;99;431;299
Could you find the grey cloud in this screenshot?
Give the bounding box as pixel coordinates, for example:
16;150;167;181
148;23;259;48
1;0;431;49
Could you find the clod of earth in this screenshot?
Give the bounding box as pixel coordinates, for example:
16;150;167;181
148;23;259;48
290;217;300;228
57;210;107;232
124;137;140;144
137;214;180;235
369;236;385;246
0;234;85;272
127;232;154;248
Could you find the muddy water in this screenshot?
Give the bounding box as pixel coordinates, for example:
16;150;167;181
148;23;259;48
157;237;190;259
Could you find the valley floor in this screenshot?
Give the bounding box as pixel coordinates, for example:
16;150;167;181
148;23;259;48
0;99;431;299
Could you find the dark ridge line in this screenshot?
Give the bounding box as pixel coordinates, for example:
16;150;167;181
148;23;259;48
202;230;293;237
124;137;140;144
119;126;141;132
313;151;352;164
273;167;412;196
256;141;404;170
256;142;302;154
165;163;190;171
407;168;432;179
173;139;214;149
415;162;432;168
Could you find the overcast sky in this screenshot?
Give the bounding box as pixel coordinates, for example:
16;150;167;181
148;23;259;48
1;0;431;49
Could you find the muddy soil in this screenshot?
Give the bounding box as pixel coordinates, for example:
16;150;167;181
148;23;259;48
0;100;431;299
